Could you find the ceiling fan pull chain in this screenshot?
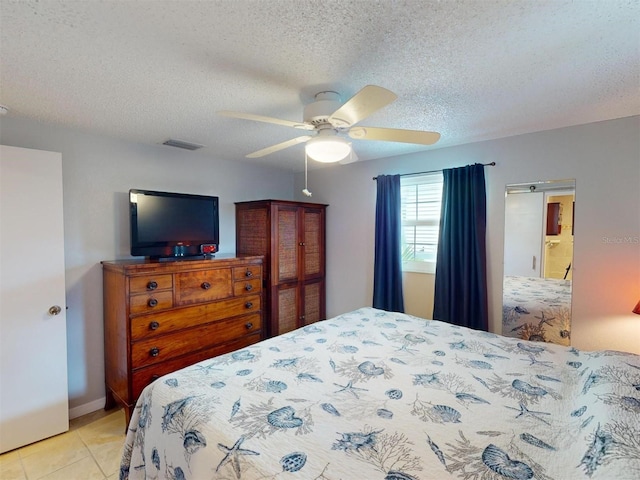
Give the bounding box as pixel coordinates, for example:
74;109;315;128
302;152;312;197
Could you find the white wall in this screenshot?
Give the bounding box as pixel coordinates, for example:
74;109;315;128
1;115;637;416
1;116;295;413
297;116;640;355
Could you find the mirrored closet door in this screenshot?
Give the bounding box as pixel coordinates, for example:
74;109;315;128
502;179;575;345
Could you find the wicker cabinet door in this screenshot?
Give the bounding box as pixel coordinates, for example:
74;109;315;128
302;278;325;326
274;283;299;335
236;206;268;257
274;205;299;284
302;207;325;280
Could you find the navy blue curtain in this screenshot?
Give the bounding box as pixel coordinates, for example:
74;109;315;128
433;164;488;330
373;174;404;312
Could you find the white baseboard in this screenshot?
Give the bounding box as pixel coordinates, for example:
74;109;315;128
69;397;106;419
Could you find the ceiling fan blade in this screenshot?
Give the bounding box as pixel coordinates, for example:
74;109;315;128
245;135;313;158
348;126;441;145
218;110;314;130
339;150;359;165
328;85;397;127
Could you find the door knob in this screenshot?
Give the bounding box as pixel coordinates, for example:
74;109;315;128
48;305;62;316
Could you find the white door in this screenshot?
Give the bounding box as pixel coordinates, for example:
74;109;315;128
504;192;544;277
0;145;69;453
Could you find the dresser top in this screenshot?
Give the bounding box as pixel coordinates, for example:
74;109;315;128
101;254;263;274
235;199;328;208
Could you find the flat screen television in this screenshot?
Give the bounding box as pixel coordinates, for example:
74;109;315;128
129;189;219;259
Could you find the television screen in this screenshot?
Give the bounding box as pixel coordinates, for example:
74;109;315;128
129;189;219;258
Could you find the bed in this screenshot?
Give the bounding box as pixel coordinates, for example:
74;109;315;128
502;275;573;346
121;307;640;480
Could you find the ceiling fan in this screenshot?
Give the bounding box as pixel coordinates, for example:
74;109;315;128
218;85;440;164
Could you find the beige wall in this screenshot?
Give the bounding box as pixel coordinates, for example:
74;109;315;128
544;194;574;280
403;272;436;319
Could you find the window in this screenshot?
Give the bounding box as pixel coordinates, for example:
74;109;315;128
400;172;443;273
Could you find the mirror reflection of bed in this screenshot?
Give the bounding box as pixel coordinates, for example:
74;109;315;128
503;179;575;345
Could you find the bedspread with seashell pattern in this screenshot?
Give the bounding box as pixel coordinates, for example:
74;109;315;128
121;307;640;480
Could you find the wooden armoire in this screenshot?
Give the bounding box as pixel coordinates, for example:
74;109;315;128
236;200;327;337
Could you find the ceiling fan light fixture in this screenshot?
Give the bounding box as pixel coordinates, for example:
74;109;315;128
305;136;351;163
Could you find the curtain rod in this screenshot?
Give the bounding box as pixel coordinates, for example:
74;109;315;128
372;161;496;180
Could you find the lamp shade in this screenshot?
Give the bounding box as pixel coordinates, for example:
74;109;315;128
305;136;351;163
633;299;640;315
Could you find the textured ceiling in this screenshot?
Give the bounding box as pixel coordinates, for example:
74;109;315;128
1;0;638;171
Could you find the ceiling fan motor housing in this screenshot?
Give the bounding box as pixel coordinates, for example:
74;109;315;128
303;91;347;127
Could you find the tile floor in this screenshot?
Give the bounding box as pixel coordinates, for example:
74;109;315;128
0;408;126;480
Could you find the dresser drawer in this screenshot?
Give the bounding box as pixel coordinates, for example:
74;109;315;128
130;294;261;340
233;278;261;296
129;274;173;294
131;332;262;399
131;313;262;368
130;290;173;315
233;265;261;281
175;269;232;305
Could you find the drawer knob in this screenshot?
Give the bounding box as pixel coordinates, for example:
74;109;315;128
245;283;253;291
245;269;253;277
148;298;158;307
149;321;160;330
245;322;253;330
201;282;211;290
245;301;253;309
150;347;160;357
147;281;158;290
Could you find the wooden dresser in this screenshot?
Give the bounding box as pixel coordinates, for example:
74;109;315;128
236;200;326;337
102;255;263;423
